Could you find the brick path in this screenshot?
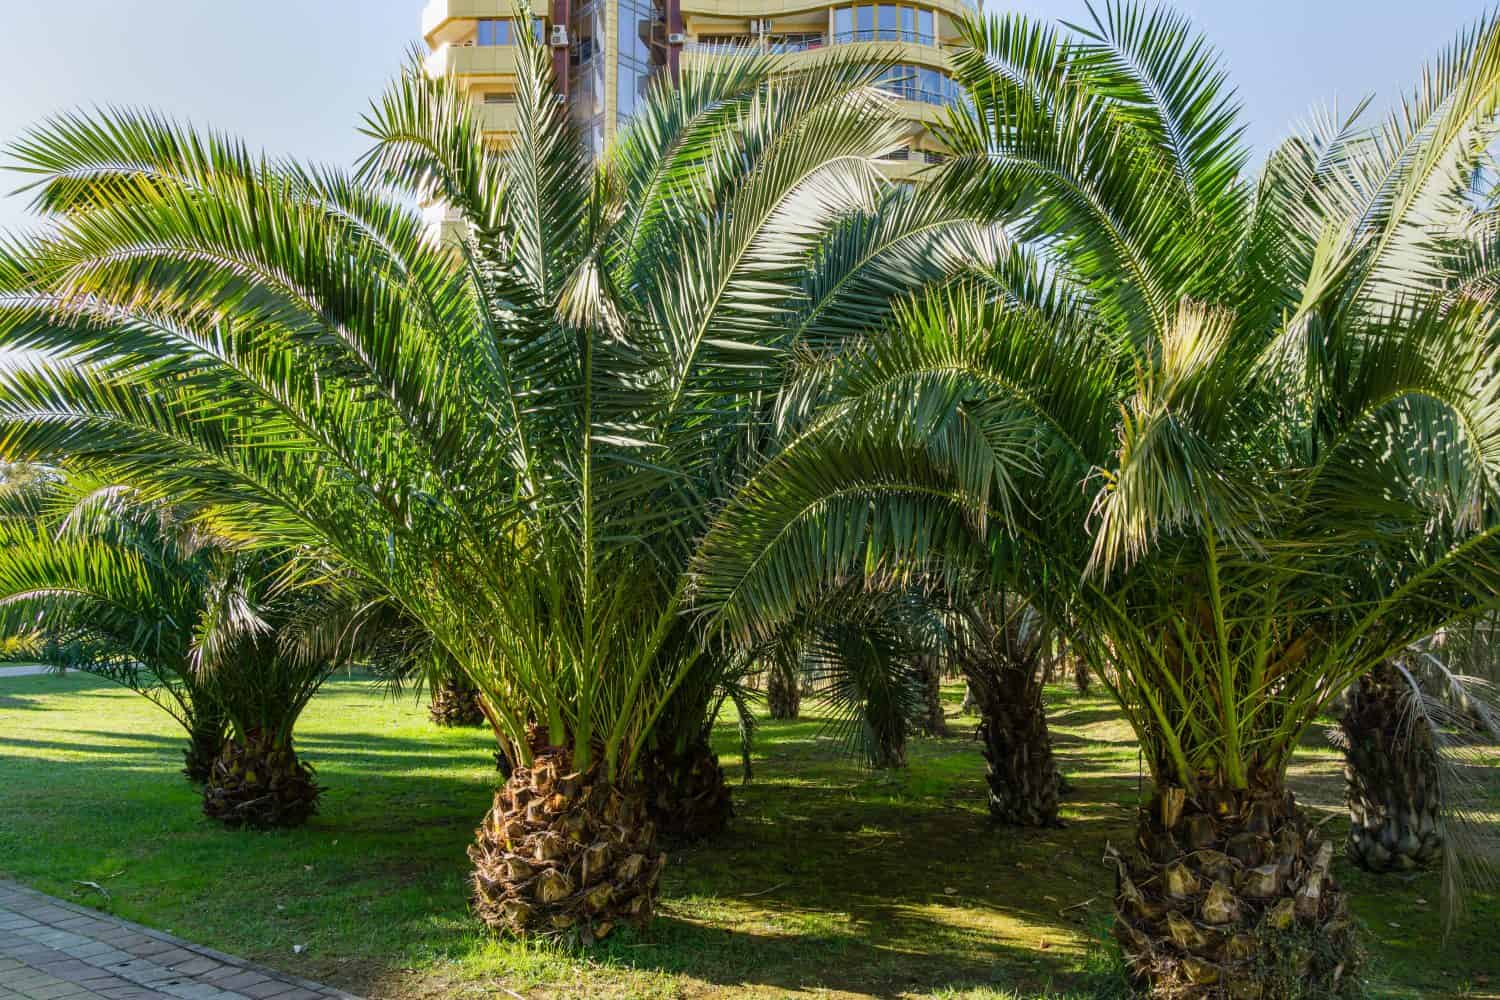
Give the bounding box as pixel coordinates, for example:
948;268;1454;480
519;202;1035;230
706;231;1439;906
0;882;361;1000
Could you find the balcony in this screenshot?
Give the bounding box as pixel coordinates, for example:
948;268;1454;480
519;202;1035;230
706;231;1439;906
425;42;526;80
683;35;826;54
679;0;975;17
832;27;936;46
422;0;549;42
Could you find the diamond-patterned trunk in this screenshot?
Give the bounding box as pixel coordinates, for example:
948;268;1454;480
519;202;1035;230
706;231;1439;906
429;677;486;728
202;732;321;829
1112;782;1358;997
1340;662;1443;871
182;704;228;785
962;653;1061;827
642;739;734;842
767;664;800;720
470;751;665;941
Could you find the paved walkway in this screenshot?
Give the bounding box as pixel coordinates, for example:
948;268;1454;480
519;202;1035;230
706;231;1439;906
0;666;50;678
0;882;361;1000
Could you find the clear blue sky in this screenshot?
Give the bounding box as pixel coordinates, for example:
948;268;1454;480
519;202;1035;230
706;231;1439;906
0;0;1488;231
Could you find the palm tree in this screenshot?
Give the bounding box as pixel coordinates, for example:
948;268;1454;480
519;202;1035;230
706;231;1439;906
0;34;1002;937
0;478;228;782
428;665;487;729
1335;636;1500;931
191;550;350;829
693;4;1500;993
942;590;1066;828
0;481;345;827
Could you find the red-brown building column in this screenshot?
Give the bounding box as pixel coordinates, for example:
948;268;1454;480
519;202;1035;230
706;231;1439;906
667;0;683;84
552;0;571;97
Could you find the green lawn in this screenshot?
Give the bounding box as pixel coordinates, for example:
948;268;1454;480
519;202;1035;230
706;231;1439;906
0;673;1494;999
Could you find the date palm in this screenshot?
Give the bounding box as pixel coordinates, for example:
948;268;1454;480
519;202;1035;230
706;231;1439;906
0;477;228;782
694;4;1500;994
0;33;1002;937
0;480;344;827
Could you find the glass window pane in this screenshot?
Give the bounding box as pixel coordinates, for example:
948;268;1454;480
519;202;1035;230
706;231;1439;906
877;5;897;40
834;7;853;39
917;9;934;44
856;5;874;38
900;6;915;41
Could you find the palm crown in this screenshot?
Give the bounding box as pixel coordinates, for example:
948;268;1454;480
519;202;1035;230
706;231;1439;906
691;7;1500;988
0;33;1004;782
698;2;1500;793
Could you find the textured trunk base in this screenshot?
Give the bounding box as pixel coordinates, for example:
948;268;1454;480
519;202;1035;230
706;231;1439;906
470;751;664;942
767;667;800;720
1112;784;1358;998
1341;664;1443;872
182;708;227;785
203;735;321;829
978;694;1061;827
429;678;486;728
642;740;734;842
963;652;1061;827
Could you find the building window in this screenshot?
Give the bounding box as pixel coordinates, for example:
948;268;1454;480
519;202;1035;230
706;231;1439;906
477;19;514;46
874;64;957;105
833;5;937;45
483;91;516;105
769;32;823;52
833;7;853;40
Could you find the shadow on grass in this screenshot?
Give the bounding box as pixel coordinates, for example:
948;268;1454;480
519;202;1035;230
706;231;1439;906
1;678;1153;998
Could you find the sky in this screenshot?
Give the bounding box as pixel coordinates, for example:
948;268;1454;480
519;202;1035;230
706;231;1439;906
0;0;1489;231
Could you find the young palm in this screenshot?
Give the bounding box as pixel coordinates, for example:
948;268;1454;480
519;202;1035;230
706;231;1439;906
0;478;228;782
0;481;345;827
0;32;1003;936
694;4;1500;993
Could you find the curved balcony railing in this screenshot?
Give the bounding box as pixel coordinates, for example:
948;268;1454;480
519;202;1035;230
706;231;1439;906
682;37;827;54
831;28;937;46
876;82;959;106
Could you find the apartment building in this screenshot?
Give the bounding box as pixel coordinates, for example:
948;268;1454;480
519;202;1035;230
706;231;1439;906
420;0;972;184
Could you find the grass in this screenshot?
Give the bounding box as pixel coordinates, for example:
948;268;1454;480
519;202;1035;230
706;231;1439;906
0;672;1495;999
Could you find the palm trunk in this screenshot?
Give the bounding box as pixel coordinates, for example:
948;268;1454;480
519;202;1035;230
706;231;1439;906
918;655;948;737
429;676;486;728
965;656;1061;827
1340;662;1443;871
470;749;664;942
1112;781;1357;997
202;731;321;829
766;663;800;720
182;704;227;784
959;681;976;714
1072;656;1090;695
641;738;734;842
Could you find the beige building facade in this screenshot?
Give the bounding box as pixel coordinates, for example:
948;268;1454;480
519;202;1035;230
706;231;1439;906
420;0;973;191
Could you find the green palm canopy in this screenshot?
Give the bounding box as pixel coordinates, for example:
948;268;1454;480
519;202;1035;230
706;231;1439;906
0;476;229;781
0;28;1008;935
691;3;1500;993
